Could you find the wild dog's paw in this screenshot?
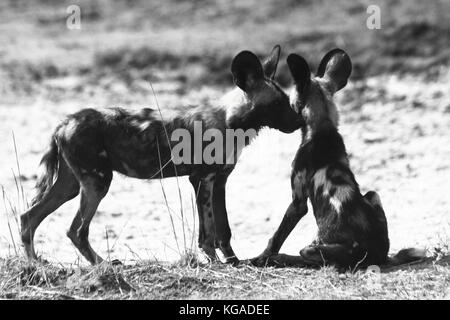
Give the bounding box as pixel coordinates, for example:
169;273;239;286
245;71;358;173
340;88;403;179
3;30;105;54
111;259;123;266
249;253;272;267
33;255;50;265
200;246;219;264
250;252;285;267
224;256;240;266
299;246;324;264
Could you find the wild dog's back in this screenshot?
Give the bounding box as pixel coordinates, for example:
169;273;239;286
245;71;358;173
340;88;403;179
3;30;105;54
21;46;304;265
292;121;390;265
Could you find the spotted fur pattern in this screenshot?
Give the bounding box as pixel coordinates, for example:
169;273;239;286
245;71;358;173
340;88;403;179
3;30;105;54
254;50;393;269
20;47;302;265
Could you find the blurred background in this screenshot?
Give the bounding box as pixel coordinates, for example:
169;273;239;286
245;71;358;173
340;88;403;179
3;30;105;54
0;0;449;264
1;0;450;101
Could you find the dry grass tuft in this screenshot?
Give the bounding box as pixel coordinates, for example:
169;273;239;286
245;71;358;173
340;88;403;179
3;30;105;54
0;245;448;299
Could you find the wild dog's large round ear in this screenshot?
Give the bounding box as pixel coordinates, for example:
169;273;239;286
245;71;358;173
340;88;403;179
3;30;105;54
262;45;281;80
231;50;264;92
316;48;352;92
287;53;311;93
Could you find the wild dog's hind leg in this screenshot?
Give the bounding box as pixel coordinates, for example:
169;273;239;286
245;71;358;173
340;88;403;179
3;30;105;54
363;191;383;209
363;190;388;235
66;170;112;265
212;168;238;265
21;158;80;260
189;173;217;261
298;192;387;269
363;191;390;265
300;243;357;269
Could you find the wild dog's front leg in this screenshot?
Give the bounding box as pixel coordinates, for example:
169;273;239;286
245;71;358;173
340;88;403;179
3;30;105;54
251;170;308;266
251;200;308;266
212;168;239;265
189;173;217;261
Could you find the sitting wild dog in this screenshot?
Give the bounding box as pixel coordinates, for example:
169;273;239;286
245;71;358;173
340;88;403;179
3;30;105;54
251;49;425;270
21;46;302;265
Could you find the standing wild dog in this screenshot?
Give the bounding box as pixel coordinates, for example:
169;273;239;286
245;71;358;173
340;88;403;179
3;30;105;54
251;49;425;270
21;46;302;265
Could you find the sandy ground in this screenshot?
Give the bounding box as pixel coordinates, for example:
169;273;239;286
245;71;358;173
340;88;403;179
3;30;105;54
1;70;449;265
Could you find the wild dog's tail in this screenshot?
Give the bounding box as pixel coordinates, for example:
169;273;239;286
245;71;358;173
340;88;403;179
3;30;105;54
31;136;59;206
387;248;427;266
